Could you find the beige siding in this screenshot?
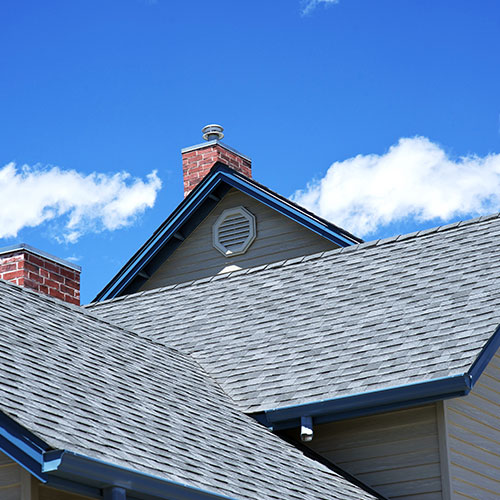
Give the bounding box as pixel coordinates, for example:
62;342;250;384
299;405;443;499
0;451;22;500
141;188;337;290
37;485;94;500
445;350;500;499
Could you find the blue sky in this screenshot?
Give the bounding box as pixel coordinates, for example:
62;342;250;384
1;0;499;303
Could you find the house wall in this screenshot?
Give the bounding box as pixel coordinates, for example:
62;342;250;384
0;451;24;499
0;452;95;500
295;405;444;500
37;485;94;500
444;349;500;498
141;188;337;290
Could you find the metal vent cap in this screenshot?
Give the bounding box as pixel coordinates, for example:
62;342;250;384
202;124;224;141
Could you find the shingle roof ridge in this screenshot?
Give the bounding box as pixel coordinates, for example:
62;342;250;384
88;212;500;307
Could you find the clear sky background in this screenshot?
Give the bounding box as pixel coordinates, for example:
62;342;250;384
1;0;499;303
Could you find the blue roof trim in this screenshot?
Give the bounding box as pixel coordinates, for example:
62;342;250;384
219;170;356;247
0;410;238;500
254;374;472;431
94;164;359;301
468;324;500;384
0;410;49;482
44;450;238;500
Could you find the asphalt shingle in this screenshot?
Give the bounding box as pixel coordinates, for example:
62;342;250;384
0;279;377;500
89;214;500;413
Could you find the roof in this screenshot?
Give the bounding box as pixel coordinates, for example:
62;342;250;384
94;163;362;301
0;279;380;500
88;213;500;424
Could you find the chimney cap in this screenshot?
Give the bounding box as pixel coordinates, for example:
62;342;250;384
202;124;224;141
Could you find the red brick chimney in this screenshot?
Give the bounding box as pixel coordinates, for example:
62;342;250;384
0;244;81;305
182;124;251;197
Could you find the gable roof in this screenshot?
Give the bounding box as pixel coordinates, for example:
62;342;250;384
0;279;381;500
89;213;500;429
94;163;361;302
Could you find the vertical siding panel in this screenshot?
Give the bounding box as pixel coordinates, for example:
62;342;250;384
446;352;500;498
141;188;337;290
297;405;443;500
436;401;453;500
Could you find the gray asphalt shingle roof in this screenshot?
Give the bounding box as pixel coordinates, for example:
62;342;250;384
0;279;378;500
89;214;500;413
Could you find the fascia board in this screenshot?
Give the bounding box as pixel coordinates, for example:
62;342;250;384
254;374;472;431
468;324;500;384
44;450;238;500
94;173;227;301
219;171;355;247
0;411;49;482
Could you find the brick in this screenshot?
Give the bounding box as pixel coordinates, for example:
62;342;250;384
65;295;80;305
60;268;76;280
60;284;75;295
64;277;80;289
1;270;24;281
44;278;61;289
23;279;40;291
47;272;65;283
26;254;46;267
28;272;44;284
0;263;18;273
21;261;41;274
48;288;65;301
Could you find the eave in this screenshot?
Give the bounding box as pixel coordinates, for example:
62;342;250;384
253;324;500;431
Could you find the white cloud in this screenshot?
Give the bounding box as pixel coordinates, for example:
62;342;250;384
0;163;162;243
292;136;500;237
301;0;339;16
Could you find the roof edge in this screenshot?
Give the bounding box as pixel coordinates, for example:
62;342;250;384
468;323;500;384
44;450;238;500
253;374;471;430
0;410;50;482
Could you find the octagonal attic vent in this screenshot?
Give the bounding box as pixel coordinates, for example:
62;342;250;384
213;207;256;257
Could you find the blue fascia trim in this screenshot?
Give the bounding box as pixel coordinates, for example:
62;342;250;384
0;411;49;482
99;173;228;299
97;167;356;301
255;374;472;430
44;450;238;500
468;324;500;384
219;171;355;247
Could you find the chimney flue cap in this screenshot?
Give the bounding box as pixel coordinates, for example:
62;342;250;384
202;124;224;141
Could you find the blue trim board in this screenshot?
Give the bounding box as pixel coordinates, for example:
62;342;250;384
468;324;500;384
93;163;360;302
0;410;49;481
44;450;238;500
253;374;472;431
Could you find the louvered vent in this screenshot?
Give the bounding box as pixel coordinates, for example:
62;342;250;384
213;207;256;257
